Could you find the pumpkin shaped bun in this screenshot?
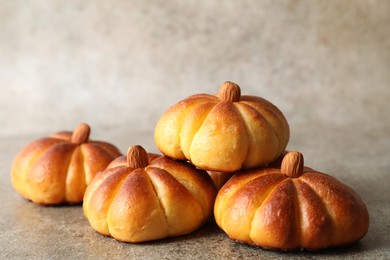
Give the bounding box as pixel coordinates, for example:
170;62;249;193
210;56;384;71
83;145;216;243
154;81;289;172
11;123;121;205
214;152;369;251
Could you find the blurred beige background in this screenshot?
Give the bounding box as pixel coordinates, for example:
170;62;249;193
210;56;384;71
1;0;389;154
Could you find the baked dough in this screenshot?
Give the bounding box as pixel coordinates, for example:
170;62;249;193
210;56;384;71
83;145;217;243
214;152;369;251
154;81;289;172
11;123;121;205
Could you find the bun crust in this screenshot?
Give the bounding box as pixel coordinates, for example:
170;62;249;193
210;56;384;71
11;123;121;205
83;145;216;243
214;152;369;251
154;82;289;172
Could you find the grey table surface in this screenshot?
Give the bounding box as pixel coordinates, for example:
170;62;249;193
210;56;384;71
1;125;389;260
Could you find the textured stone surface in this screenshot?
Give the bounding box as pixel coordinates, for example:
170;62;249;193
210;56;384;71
1;0;390;259
1;126;389;259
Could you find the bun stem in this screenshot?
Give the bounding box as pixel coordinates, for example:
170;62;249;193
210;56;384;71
71;123;90;144
127;145;149;169
281;151;304;178
217;81;241;102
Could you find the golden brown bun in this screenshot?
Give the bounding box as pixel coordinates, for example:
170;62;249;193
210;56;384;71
11;123;121;205
154;81;290;172
83;145;217;243
214;152;369;251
